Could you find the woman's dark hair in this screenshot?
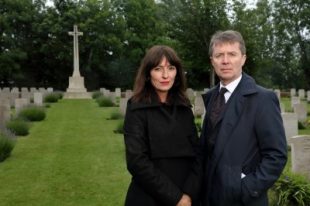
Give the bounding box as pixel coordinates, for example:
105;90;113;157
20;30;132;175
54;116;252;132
132;45;190;105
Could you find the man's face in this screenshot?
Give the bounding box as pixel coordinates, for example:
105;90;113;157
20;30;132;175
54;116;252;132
210;42;246;85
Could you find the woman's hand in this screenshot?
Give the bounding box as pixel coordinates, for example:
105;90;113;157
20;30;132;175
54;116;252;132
176;194;191;206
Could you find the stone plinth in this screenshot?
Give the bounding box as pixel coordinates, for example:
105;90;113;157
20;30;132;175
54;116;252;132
64;76;91;99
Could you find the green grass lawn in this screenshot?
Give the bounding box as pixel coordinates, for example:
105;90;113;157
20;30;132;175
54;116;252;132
0;97;308;205
0;99;130;206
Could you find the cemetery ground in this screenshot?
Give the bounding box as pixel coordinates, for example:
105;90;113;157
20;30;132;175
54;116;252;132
0;96;309;205
0;99;129;206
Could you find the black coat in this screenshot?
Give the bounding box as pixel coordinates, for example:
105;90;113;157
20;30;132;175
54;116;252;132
124;99;201;206
200;73;287;206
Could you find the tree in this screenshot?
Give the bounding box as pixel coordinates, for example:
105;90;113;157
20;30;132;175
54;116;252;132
230;0;278;87
0;0;33;87
272;0;310;89
159;0;230;89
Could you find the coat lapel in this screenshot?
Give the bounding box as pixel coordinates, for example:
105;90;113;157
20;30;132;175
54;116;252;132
211;89;245;164
208;73;258;178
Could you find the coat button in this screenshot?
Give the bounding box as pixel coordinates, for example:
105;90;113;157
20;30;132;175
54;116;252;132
252;191;259;197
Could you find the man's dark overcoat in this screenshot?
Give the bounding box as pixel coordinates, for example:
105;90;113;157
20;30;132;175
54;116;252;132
124;98;201;206
200;73;287;206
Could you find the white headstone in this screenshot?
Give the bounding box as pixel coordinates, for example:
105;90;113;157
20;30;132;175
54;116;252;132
47;87;53;92
102;89;111;97
115;88;121;98
293;103;307;122
119;97;128;115
11;87;19;93
291;96;300;109
274;89;281;100
0;99;11;126
290;135;310;179
125;90;133;98
33;92;43;106
290;88;296;97
281;113;298;143
193;95;205;117
30;87;38;93
186;88;195;102
15;98;28;113
298;89;305;99
2;87;10;93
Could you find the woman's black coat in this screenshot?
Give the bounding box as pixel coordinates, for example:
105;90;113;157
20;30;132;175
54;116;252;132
123;99;201;206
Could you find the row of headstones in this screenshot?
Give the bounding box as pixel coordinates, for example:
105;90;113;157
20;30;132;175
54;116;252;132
282;90;310;179
0;88;54;127
115;87;308;122
114;88;206;116
1;87;53;93
287;88;310;100
107;87;302;147
275;89;309;122
273;89;309;122
0;87;53;107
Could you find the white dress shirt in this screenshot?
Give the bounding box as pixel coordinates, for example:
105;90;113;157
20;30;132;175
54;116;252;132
219;74;242;103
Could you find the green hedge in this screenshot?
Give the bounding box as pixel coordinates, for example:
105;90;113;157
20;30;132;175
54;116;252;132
114;121;124;134
108;111;123;120
44;92;63;103
0;129;16;162
6;119;30;136
96;96;114;107
92;91;103;99
18;106;46;121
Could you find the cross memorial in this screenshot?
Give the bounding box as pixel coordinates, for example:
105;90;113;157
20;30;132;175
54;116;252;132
68;25;83;77
64;25;90;99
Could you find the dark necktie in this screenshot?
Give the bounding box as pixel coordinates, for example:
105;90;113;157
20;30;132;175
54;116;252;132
210;87;228;127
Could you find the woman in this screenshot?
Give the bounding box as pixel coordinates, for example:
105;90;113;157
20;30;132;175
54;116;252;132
124;45;201;206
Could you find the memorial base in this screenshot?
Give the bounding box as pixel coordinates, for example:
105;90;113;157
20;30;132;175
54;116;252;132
64;76;91;99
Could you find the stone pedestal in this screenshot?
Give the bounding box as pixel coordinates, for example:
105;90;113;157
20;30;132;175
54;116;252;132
64;76;91;99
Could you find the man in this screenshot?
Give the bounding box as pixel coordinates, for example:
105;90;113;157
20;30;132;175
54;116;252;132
200;30;287;206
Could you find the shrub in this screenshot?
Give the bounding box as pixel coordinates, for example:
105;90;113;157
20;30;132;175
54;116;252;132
114;121;124;134
108;111;124;120
0;129;16;162
272;171;310;206
298;121;306;130
44;92;62;103
6;119;30;136
92;91;103;99
96;96;114;107
18;106;46;121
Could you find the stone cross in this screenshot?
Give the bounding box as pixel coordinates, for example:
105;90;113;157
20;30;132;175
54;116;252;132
68;25;83;77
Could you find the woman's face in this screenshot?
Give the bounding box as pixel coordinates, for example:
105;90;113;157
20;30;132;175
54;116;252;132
150;56;177;102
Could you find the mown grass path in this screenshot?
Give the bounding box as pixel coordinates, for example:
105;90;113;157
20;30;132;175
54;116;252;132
0;99;129;206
